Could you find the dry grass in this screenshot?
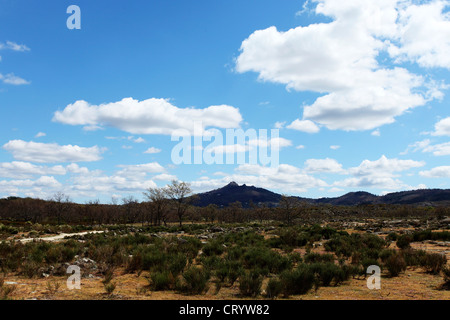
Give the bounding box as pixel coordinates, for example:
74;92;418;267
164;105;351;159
2;265;448;300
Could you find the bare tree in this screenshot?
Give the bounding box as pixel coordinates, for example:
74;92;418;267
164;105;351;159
143;187;169;226
51;192;71;225
165;180;195;226
122;196;139;224
228;201;242;223
279;195;301;225
205;204;218;223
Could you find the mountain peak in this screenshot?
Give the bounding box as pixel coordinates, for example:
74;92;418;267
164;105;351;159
193;183;450;208
226;181;239;187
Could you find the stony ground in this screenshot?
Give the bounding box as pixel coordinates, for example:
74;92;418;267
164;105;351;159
2;265;449;300
1;221;449;300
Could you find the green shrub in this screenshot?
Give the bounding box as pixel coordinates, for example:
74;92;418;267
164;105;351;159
288;252;303;264
167;253;187;277
200;255;222;271
225;246;245;261
304;253;334;264
202;241;225;257
379;249;396;263
280;265;316;296
149;271;175;291
239;271;262;297
214;260;243;286
179;266;210;295
420;253;447;274
360;258;380;275
396;235;413;249
441;266;450;290
265;278;283;299
242;247;291;275
276;228;308;248
384;253;407;277
308;263;347;286
386;232;399;242
20;260;41;278
401;249;427;267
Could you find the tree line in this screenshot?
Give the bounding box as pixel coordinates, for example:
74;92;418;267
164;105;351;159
0;180;448;226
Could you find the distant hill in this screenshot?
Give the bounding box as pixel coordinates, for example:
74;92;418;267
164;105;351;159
193;182;283;207
193;182;450;207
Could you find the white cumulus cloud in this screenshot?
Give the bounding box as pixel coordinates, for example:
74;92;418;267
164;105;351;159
3;140;104;163
236;0;444;131
53;97;243;135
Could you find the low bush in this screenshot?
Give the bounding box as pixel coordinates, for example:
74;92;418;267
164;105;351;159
384;253;407;277
202;241;225;257
239;271;263;297
265;277;283;299
148;271;175;291
241;247;291;275
441;266;450;290
304;253;334;264
396;235;413;249
401;249;427;267
214;260;243;286
420;253;447;274
279;265;316;297
178;267;210;295
308;262;349;286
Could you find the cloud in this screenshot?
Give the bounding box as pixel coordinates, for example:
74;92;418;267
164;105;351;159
423;142;450;156
70;171;158;195
0;73;30;85
334;155;425;190
371;129;381;137
287;119;320;133
248;137;292;150
206;144;248;155
53;97;243;135
0;41;30;52
66;163;89;174
349;155;425;177
274;121;286;129
152;174;178;181
388;1;450;69
3;140;104;163
144;147;162;154
116;162;166;178
0;176;62;196
0;161;66;179
420;166;450;178
134;137;145;143
68;162;169;197
304;158;345;174
432;117;450;136
236;0;443;131
1;161;168;199
405;139;450;156
35;132;46;138
330;145;341;150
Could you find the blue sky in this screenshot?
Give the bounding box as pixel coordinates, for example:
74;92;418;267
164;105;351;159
0;0;450;203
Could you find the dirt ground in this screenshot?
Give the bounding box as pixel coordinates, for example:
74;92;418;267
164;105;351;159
1;226;449;300
1;264;448;301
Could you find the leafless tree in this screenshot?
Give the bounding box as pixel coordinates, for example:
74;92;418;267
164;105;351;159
51;192;71;225
279;195;301;225
165;180;195;226
143;187;169;226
